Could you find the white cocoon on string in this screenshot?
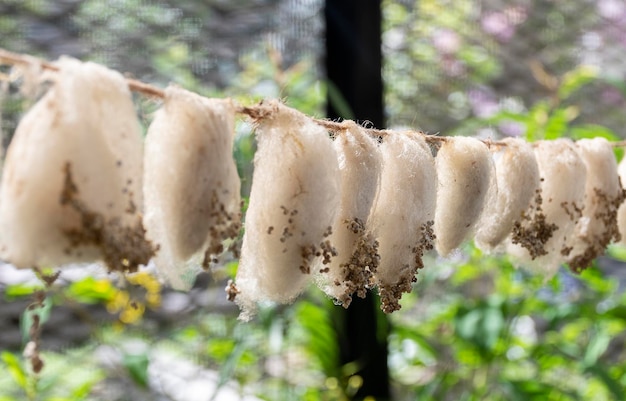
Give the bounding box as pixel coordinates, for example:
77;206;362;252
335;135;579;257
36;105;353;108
0;57;152;272
475;138;540;252
235;100;341;319
508;139;587;277
315;122;382;307
369;132;436;313
565;138;623;272
143;85;241;290
433;136;494;256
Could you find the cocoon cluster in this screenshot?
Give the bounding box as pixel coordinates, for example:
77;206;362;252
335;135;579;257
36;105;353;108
508;139;587;277
234;101;341;320
143;86;241;290
475;138;540;251
369;132;436;313
433;136;494;256
0;57;154;272
565;138;624;272
316;123;382;308
3;52;626;316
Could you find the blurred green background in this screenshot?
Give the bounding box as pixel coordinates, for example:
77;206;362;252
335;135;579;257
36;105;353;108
1;0;626;400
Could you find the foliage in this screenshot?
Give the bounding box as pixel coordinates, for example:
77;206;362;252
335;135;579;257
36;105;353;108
389;248;626;400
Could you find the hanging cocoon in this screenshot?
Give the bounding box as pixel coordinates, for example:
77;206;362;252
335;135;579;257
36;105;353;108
369;132;436;313
143;85;241;290
235;100;341;319
618;156;626;245
507;139;587;277
0;57;153;272
433;136;494;256
475;138;540;251
315;123;383;308
565;138;624;272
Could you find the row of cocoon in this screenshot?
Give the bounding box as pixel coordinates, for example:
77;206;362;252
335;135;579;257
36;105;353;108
0;58;241;292
1;58;626;317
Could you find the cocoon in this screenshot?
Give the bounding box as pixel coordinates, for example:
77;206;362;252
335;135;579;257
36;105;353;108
370;132;436;313
316;123;382;308
508;139;587;277
143;86;241;290
618;156;626;245
0;57;153;272
235;100;341;319
475;138;540;251
433;136;494;256
566;138;624;272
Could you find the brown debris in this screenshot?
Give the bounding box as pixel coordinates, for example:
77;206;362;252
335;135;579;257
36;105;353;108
331;218;381;308
510;189;558;260
60;162;156;273
225;279;240;302
200;190;242;270
567;185;626;273
379;221;435;314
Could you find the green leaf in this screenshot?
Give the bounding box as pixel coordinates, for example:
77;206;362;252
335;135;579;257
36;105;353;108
395;326;437;365
558;65;598;99
65;277;116;304
506;379;551;397
295;301;339;378
1;352;27;390
543;108;568;140
211;339;247;401
4;284;41;299
583;332;610;367
20;296;52;345
206;339;236;363
456;309;482;340
122;352;149;388
481;306;504;349
70;376;102;399
606;244;626;262
586;365;624;400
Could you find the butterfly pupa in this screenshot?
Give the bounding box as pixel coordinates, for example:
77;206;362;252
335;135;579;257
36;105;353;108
507;139;587;277
0;57;153;272
369;132;436;313
234;100;341;320
475;138;540;252
143;86;241;290
565;138;624;272
433;136;494;256
315;123;382;308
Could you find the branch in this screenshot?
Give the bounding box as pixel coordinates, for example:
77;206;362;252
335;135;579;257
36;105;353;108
1;47;623;148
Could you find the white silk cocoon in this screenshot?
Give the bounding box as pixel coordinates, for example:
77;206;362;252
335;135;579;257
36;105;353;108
434;137;494;256
235;101;341;319
475;138;540;251
370;133;436;313
143;86;241;290
508;139;587;276
316;123;382;307
0;57;150;271
565;138;623;272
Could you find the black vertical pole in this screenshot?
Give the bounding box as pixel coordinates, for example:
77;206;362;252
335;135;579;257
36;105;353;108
325;1;390;399
325;0;384;127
